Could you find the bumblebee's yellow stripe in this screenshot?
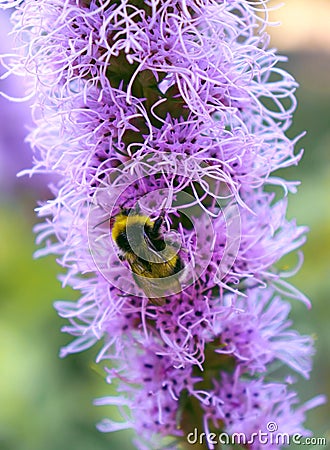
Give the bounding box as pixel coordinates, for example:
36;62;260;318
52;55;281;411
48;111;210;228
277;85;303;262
111;213;153;242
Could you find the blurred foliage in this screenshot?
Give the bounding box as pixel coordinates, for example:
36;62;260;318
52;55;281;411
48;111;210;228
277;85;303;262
0;202;135;450
277;51;330;444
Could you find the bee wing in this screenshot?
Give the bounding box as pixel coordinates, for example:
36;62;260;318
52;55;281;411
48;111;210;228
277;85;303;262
132;273;166;306
127;256;151;277
143;231;181;271
142;231;168;264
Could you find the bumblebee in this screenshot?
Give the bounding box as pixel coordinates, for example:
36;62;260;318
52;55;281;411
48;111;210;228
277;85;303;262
111;208;184;303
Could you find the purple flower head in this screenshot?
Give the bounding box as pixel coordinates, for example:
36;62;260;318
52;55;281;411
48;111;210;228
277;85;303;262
95;340;192;441
0;10;52;198
1;0;326;448
202;370;325;450
211;288;314;378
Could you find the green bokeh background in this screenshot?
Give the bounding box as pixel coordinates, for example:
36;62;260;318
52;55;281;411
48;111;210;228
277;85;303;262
0;10;329;450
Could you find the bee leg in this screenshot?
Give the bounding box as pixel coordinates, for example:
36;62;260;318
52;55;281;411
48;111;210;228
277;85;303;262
153;211;164;234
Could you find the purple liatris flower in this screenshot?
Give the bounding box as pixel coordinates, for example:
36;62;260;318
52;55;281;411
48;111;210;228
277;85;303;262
1;1;326;449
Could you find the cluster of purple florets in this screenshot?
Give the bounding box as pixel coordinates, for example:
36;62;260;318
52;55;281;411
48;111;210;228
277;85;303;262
1;1;324;449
